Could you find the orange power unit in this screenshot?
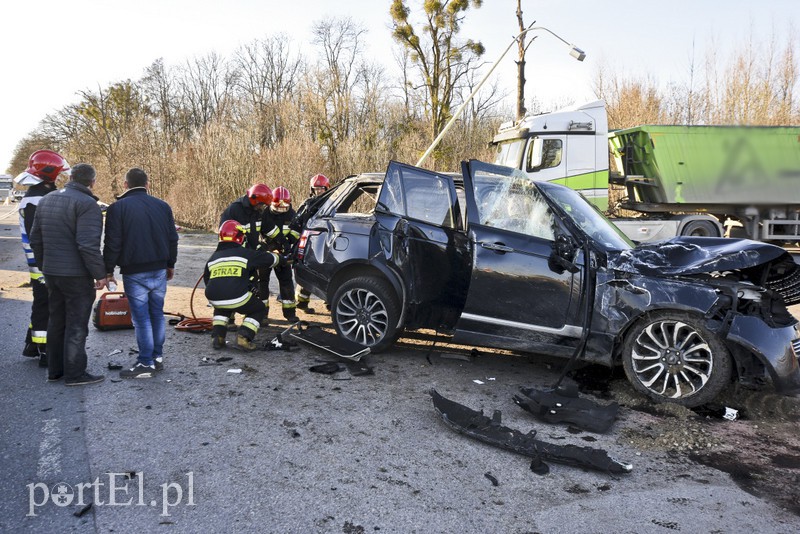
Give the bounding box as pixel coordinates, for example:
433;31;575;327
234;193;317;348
92;292;134;330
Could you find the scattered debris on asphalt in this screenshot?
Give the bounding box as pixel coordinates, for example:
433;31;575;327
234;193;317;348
430;389;632;474
513;383;619;433
484;472;499;486
290;324;369;361
309;362;344;374
73;502;92;517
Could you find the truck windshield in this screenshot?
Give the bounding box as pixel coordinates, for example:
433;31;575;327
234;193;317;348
539;183;634;251
493;140;525;168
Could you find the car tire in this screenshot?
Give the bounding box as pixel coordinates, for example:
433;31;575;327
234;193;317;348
331;276;401;353
681;219;720;237
621;311;732;407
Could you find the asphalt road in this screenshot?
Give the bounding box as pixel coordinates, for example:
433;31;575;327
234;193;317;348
0;202;798;533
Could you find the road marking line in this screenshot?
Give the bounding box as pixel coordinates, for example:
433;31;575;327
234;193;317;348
36;418;62;479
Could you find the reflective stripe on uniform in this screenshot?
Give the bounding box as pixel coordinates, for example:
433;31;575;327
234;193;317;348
31;330;47;343
265;226;280;239
212;315;230;327
19;196;45;275
209;292;252;309
280;299;297;309
242;317;260;333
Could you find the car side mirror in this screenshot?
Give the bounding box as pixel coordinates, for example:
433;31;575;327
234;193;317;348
549;234;579;274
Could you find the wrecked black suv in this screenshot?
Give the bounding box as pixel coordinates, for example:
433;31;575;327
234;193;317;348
295;159;800;407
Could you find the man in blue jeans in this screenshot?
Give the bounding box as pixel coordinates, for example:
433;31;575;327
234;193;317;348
104;168;179;378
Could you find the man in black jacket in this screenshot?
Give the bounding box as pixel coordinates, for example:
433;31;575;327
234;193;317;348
104;168;179;379
29;163;110;386
204;220;283;351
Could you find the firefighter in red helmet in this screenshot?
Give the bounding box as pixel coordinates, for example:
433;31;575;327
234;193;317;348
204;220;285;351
220;184;272;249
220;183;274;318
294;173;332;311
261;186;301;323
15;150;70;365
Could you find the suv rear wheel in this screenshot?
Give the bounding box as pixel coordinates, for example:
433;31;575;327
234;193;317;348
331;276;400;353
622;311;732;407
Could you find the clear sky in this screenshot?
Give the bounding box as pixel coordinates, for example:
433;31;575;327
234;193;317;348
1;0;797;173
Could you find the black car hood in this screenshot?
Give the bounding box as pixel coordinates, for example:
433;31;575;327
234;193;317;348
607;237;792;276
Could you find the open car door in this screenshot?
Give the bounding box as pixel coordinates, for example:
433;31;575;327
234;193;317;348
453;160;584;356
374;161;471;328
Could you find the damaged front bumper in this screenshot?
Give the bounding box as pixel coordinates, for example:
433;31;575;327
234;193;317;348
727;316;800;393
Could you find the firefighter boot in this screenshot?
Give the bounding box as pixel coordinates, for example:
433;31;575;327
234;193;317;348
212;335;226;350
235;335;258;352
22;342;40;358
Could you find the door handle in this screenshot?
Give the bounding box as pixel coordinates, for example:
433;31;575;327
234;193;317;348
480;242;514;253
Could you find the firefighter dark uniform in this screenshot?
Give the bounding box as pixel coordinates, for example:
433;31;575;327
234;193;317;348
219;184;273;313
261;186;301;322
15;149;68;364
204;221;282;351
19;182;56;361
293;174;331;310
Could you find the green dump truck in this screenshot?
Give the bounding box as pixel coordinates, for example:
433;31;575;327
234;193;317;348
492;100;800;244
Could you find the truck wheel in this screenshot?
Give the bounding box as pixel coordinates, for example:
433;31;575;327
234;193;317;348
681;219;720;237
621;311;732;407
331;276;401;353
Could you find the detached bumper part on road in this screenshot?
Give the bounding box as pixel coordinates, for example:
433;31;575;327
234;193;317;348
430;389;632;474
726;316;800;393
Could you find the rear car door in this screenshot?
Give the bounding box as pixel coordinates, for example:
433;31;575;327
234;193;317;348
375;162;470;329
453;160;584;356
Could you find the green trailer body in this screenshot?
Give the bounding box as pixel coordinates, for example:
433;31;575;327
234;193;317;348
493;101;800;243
609;125;800;207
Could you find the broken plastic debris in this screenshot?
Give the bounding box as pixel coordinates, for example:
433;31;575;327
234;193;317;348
473;379;485;385
73;502;93;517
441;353;472;362
107;349;122;357
227;368;243;374
309;362;344;374
484;472;499;486
723;407;739;421
514;385;619;433
107;362;123;370
430;389;632;474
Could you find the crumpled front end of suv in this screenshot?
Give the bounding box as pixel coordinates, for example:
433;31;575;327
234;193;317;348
605;237;800;393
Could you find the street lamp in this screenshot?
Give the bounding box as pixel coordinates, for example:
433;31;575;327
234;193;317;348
416;26;585;167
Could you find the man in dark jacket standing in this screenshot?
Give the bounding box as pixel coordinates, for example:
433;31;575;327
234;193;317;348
29;163;109;386
104;168;179;379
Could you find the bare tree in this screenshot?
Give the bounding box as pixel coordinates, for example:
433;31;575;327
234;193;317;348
304;17;374;176
233;35;303;147
140;59;188;148
177;52;237;131
390;0;486;148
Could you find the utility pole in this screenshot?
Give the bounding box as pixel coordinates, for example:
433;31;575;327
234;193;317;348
515;0;529;121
